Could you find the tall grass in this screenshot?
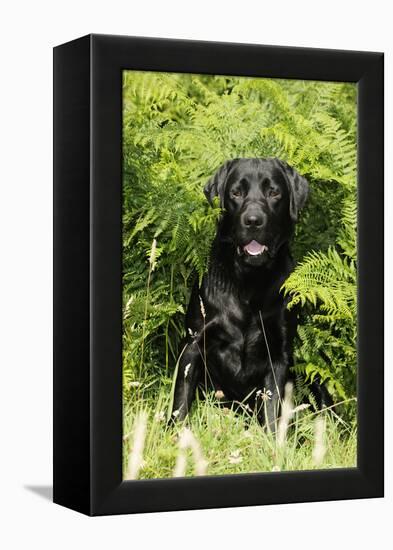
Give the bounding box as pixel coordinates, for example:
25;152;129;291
123;383;356;479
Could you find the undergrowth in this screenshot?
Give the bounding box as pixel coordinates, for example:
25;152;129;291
122;72;358;478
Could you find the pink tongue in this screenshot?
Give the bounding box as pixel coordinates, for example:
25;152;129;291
244;240;265;256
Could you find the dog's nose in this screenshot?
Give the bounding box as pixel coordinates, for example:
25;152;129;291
243;212;264;228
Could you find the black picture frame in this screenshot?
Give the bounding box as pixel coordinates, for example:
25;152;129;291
53;34;384;516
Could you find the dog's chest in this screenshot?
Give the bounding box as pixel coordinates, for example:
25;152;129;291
202;273;287;391
207;310;276;397
215;296;281;374
237;309;271;365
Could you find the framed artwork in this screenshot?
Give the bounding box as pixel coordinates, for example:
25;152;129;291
53;34;384;515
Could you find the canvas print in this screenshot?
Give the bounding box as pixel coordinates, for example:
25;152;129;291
122;71;357;480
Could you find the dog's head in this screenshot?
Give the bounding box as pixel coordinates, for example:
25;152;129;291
204;158;309;266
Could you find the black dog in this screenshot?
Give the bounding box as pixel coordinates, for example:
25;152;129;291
172;158;309;428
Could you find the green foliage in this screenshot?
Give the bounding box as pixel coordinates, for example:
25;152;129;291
122;70;357;418
283;191;357;408
123;387;357;479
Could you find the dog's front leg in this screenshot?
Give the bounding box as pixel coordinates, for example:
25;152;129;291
261;364;287;432
171;343;202;422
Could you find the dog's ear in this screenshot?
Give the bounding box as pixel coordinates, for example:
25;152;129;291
276;159;309;221
204;160;237;207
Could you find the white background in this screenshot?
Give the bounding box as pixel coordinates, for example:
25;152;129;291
0;1;390;548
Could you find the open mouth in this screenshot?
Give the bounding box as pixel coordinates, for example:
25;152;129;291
237;240;269;257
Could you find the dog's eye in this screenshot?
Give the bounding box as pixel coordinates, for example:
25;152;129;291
269;187;281;198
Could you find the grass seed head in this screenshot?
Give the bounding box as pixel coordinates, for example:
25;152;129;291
173;427;208;477
312;416;327;466
277;382;294;448
184;363;191;379
199;296;206;319
125;411;148;480
149;238;158;271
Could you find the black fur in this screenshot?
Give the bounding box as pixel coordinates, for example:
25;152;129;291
172;158;311;427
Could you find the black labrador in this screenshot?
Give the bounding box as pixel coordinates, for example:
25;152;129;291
172;158;309;427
